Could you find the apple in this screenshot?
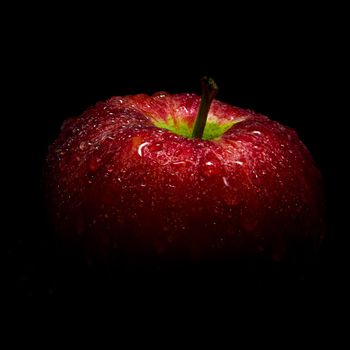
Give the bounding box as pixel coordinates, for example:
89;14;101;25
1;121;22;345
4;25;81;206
45;77;324;264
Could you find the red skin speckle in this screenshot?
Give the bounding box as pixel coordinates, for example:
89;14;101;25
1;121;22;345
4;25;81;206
45;93;325;264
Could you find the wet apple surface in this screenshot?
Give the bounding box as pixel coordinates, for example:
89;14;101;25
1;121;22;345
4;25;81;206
46;89;324;264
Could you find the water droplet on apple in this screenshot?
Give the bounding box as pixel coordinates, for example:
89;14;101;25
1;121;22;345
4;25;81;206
200;152;222;177
171;161;188;170
233;160;244;166
222;176;230;187
174;148;183;156
153;91;168;98
176;106;189;115
137;142;150;157
148;142;163;152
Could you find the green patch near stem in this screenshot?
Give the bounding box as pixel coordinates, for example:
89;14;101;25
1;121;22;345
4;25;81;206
153;115;240;140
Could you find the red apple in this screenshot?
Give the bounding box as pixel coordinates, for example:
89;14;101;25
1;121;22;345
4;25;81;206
45;78;324;264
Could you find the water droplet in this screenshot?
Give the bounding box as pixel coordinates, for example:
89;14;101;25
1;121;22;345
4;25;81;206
172;161;187;167
148;142;163;152
233;160;244;166
140;183;147;187
222;176;230;187
200;153;222;177
153;91;168;98
174;148;182;156
251;130;261;135
137;142;150;156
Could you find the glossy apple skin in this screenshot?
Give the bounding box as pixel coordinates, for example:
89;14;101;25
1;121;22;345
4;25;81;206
45;93;324;264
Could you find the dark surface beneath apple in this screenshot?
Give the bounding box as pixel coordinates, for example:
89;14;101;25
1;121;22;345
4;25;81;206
7;8;346;309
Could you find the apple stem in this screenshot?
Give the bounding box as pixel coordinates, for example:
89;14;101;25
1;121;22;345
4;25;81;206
192;76;219;139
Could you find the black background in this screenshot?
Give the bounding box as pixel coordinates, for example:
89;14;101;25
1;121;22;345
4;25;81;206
6;3;347;312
